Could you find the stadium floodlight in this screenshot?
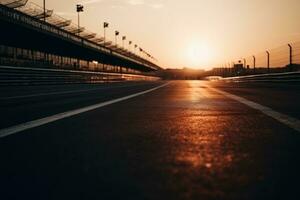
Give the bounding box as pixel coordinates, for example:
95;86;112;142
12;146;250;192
76;4;84;36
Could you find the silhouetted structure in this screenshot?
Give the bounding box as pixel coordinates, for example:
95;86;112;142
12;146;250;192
211;42;300;77
159;68;206;80
0;1;160;74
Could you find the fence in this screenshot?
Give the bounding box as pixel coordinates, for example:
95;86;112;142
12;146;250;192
213;42;300;77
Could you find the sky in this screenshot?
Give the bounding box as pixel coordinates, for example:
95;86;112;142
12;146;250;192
32;0;300;70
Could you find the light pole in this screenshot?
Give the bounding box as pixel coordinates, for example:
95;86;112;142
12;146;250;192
266;51;270;73
115;31;119;46
288;44;293;66
129;41;132;52
253;55;256;73
139;47;143;58
43;0;46;22
103;22;109;44
76;4;84;36
243;58;246;68
122;36;126;49
134;44;137;54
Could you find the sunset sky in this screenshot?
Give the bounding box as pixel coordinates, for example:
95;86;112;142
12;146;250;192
33;0;300;69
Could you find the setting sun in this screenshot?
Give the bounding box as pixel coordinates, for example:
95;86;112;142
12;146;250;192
186;42;213;69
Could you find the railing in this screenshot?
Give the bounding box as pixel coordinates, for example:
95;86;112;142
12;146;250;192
0;65;160;86
0;45;152;75
222;71;300;83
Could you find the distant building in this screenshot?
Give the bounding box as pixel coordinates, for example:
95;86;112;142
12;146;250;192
159;68;206;80
234;61;244;75
234;63;243;71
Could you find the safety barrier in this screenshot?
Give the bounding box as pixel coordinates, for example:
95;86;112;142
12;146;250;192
0;65;160;85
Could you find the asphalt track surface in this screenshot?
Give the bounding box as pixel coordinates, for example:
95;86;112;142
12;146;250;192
1;80;300;200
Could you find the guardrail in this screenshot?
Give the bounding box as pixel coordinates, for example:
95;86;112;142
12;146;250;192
0;66;160;85
222;71;300;83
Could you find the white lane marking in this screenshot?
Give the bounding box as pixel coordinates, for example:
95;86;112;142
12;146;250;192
1;88;101;100
208;86;300;133
0;84;148;100
0;82;170;138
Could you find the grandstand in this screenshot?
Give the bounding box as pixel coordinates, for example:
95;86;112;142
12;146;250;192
0;0;161;75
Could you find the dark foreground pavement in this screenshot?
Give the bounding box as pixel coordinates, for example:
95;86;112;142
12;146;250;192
1;80;300;200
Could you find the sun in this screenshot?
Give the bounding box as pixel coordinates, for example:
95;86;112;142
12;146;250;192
186;42;213;69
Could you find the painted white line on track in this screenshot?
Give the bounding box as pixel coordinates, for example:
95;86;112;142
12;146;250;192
208;86;300;133
1;88;102;100
0;84;149;100
0;82;170;138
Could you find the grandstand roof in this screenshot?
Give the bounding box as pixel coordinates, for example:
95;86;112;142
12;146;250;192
81;31;97;39
16;2;53;19
90;37;105;43
0;0;27;8
63;23;85;34
46;14;71;28
103;41;113;46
